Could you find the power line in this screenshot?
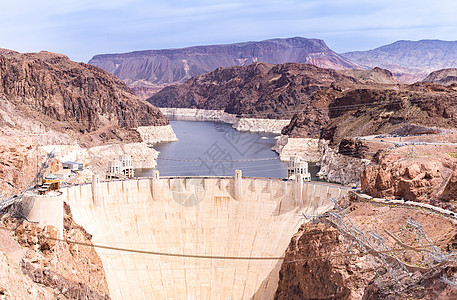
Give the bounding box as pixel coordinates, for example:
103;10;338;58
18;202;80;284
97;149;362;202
162;95;455;118
157;157;278;162
0;226;444;263
29;94;454;125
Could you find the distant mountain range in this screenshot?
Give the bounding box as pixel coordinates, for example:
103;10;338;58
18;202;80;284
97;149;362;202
342;40;457;82
88;37;361;98
89;38;457;98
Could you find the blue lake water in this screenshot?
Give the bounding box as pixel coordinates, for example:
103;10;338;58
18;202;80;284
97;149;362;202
135;120;320;179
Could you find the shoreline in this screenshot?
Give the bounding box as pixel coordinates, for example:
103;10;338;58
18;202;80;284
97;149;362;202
159;107;291;134
136;124;178;145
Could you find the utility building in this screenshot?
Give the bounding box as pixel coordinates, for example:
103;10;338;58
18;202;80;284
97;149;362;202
287;156;311;181
54;169;72;181
62;161;84;171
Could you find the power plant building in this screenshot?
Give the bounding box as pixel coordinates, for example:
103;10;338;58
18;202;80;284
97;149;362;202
106;155;134;179
287;156;311;181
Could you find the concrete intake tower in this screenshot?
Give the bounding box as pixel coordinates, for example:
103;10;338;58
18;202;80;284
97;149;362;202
29;171;348;299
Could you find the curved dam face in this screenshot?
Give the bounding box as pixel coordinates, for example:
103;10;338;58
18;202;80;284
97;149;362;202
61;176;347;299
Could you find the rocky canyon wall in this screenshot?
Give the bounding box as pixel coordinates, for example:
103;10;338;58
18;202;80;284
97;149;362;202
273;136;368;185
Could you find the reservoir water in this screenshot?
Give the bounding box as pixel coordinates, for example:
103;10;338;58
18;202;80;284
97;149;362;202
136;120;320;179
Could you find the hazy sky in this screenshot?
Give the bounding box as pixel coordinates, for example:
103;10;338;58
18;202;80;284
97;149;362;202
1;0;456;62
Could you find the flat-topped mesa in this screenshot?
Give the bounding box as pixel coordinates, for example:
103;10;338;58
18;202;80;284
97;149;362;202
0;50;171;146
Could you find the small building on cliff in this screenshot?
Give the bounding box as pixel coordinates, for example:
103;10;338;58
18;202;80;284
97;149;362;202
62;161;84;171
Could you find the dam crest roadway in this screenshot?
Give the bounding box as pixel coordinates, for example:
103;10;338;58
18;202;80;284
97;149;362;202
28;171;349;299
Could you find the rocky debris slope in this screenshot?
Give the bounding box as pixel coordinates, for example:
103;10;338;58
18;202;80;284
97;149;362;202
0;144;43;198
1;202;111;299
89;37;361;99
423;68;457;86
275;200;457;299
148;62;357;119
342;39;457;83
0;250;55;299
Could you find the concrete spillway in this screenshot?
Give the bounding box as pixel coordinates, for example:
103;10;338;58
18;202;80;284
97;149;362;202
31;175;348;299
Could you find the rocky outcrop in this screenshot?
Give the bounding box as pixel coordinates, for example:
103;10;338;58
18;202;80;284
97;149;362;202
279;80;457;186
361;152;457;203
423;68;457;86
0;49;176;194
148;62;357;119
0;144;42;197
279;87;341;138
136;125;178;144
130;83;170;100
21;262;109;299
341;39;457;82
272;136;323;162
320;86;457;145
0;202;111;299
276;78;457;144
0;250;54;299
363;266;457;300
317;145;371;186
275;222;371;300
0;50;170;146
441;169;457;201
89;37;361;99
0;48;18;56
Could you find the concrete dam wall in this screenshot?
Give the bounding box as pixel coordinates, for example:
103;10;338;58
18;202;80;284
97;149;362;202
34;174;348;299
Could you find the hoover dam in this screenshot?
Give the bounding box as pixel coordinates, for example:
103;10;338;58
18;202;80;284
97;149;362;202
29;171;348;299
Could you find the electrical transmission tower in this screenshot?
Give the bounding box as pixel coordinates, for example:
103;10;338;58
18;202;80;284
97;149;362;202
406;218;446;266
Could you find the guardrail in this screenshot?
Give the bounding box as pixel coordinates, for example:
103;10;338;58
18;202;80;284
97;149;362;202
355;193;457;220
